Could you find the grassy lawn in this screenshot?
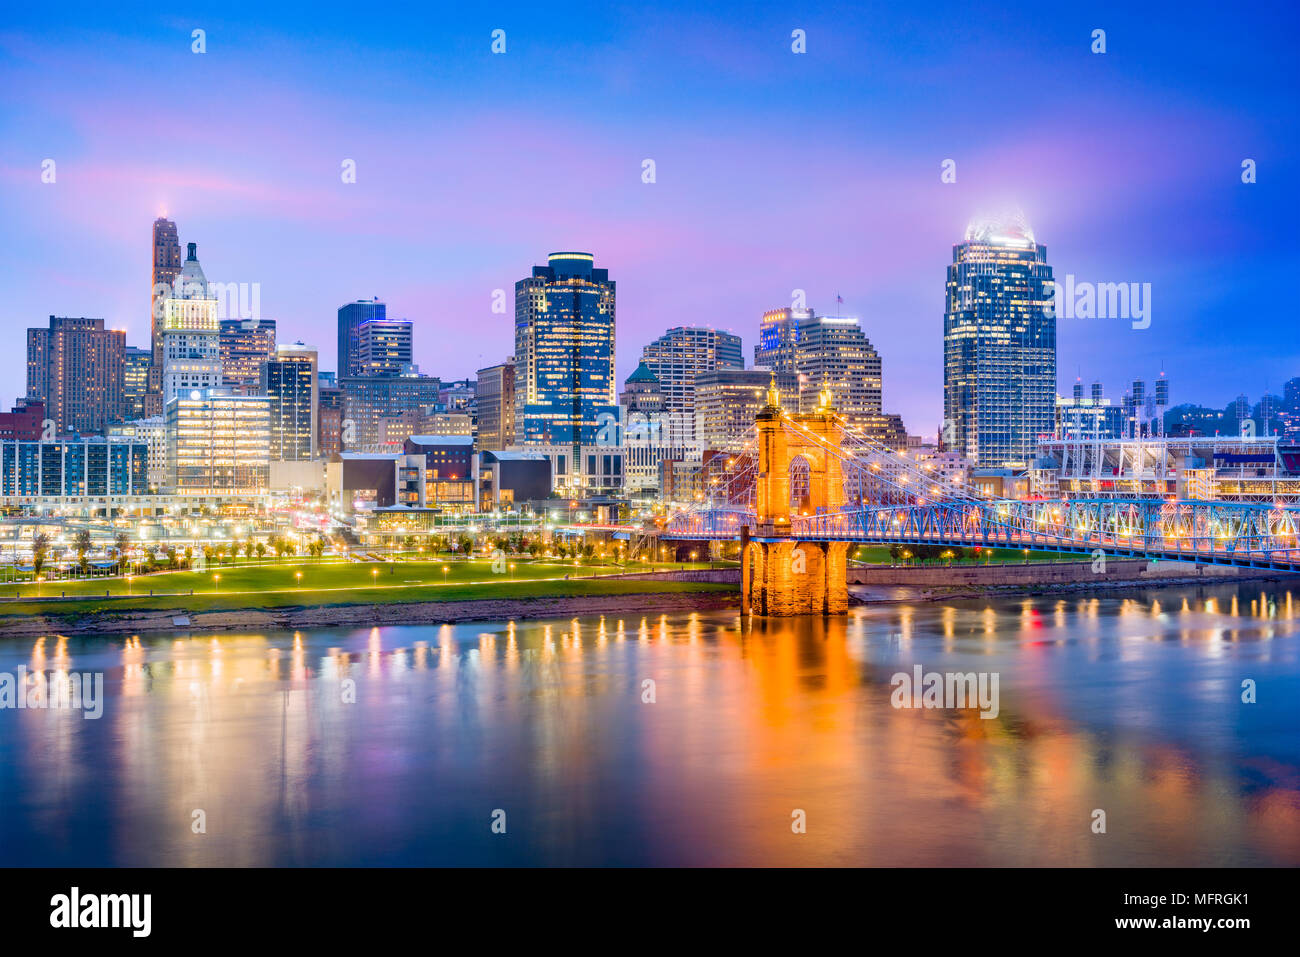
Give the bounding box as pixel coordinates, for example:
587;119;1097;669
847;545;1086;565
0;559;734;617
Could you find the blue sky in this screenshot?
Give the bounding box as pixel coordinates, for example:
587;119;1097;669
2;0;1298;433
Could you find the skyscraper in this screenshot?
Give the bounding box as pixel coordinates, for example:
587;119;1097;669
220;318;277;394
354;318;414;376
26;316;126;434
638;327;742;435
943;217;1056;468
475;359;515;451
513;251;617;446
337;298;385;378
122;345;151;421
160;244;221;404
148;216;182;415
754;307;883;427
262;343;318;460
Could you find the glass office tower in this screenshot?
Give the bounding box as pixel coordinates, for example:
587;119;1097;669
513;252;617;446
337;298;386;378
943;218;1056;469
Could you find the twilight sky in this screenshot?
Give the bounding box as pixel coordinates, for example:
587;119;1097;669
2;0;1297;435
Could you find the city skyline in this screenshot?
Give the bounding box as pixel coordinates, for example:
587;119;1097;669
4;2;1297;434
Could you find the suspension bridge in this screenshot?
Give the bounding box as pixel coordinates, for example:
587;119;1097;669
662;383;1300;615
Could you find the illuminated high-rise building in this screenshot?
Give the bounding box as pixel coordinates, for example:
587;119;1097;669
165;390;271;494
355;318;414;376
161;244;221;404
122;345;151;421
148;216;183;415
337;298;385;378
475;359;516;451
513;252;617;446
26;316;126;434
943;216;1056;468
754;307;883;427
220;318;276;394
638;327;742;437
262;343;318;461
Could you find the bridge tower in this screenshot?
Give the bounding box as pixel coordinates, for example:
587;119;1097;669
742;381;850;616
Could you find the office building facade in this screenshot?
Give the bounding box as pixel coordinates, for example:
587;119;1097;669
262;343;318;461
639;327;742;436
165;390;271;494
339;375;442;449
220;318;277;394
513;252;617;447
943;219;1056;468
148;216;183;413
475;360;515;451
337;298;385;378
161;244;222;404
355;318;414;376
0;437;149;501
754;308;883;426
26;316;126;435
122;346;151;421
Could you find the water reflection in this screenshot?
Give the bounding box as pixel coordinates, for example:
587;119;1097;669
1;580;1298;866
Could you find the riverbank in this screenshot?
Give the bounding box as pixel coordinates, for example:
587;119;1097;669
0;587;741;638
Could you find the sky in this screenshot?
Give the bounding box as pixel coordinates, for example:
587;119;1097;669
2;0;1298;435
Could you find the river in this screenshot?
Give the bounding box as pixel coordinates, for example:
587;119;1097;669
2;580;1297;866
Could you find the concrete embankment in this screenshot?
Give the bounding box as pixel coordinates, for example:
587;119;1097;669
0;591;741;639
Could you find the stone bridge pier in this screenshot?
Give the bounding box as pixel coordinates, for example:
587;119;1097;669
742;536;848;616
740;381;851;616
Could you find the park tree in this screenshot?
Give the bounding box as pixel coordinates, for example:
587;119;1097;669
255;542;267;560
74;528;92;575
32;531;50;578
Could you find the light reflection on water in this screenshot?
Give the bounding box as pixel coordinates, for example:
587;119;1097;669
1;581;1298;866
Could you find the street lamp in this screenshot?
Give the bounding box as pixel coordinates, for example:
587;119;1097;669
213;573;220;594
126;575;133;596
442;565;449;585
295;571;302;588
371;568;378;587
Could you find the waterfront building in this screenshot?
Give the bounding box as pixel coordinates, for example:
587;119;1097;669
404;435;475;511
107;416;166;489
513;251;617;447
337;298;385;378
26;316;126;435
943;217;1057;468
219;318;277;394
474;450;551;509
754;308;883;429
262;343;318;461
164;390;271;494
339;375;442;449
0;435;149;501
161;244;222;405
355;318;414;376
475;360;516;451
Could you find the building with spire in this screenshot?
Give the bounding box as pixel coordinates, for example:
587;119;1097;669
161;243;222;404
